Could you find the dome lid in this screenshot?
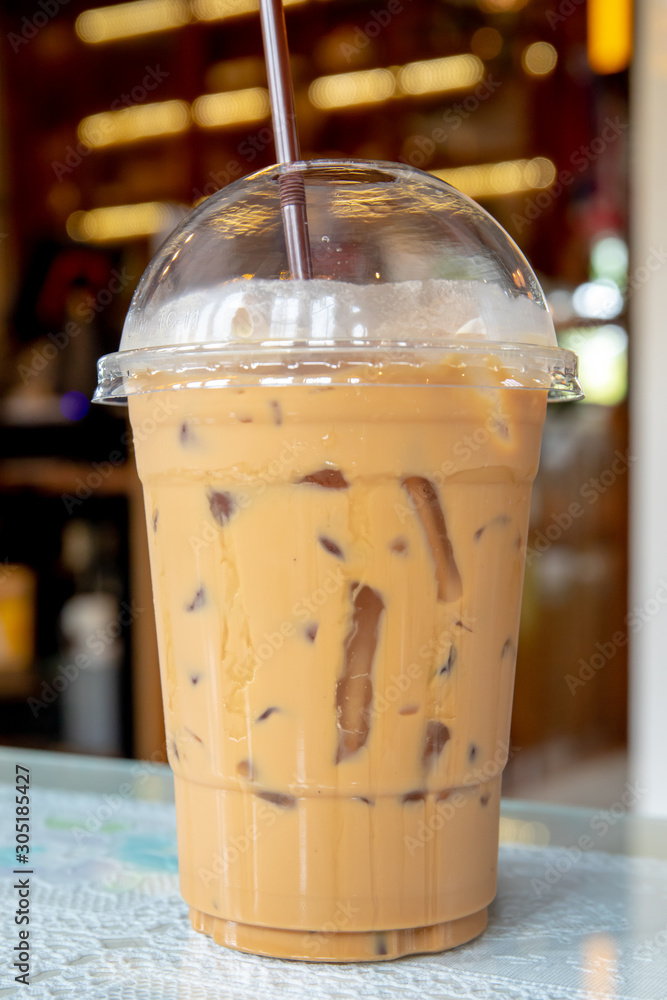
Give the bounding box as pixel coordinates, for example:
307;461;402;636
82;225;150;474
94;159;581;402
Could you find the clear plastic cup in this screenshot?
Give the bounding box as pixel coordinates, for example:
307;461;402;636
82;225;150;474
95;160;581;962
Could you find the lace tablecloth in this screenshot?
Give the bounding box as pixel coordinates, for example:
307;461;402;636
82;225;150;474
1;780;666;999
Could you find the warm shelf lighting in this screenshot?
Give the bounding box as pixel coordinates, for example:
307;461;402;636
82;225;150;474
76;88;272;149
78;101;190;148
310;54;486;111
588;0;632;74
431;157;556;199
192;88;270;128
76;0;189;44
478;0;530;11
193;0;305;19
397;54;484;97
67;203;176;242
309;68;396;110
522;42;558;77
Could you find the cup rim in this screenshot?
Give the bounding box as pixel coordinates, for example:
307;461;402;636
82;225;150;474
93;341;583;405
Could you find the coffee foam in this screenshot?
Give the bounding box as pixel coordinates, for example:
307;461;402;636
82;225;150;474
121;278;557;351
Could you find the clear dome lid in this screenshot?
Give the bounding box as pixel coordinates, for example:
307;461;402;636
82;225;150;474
94;159;581;402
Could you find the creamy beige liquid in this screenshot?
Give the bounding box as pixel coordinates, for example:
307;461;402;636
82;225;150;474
129;359;546;961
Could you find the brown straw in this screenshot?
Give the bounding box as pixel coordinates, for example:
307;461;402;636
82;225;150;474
259;0;313;279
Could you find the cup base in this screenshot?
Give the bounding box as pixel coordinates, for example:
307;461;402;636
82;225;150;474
189;905;488;962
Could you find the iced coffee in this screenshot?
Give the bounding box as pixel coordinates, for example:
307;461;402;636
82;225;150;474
95;161;581;961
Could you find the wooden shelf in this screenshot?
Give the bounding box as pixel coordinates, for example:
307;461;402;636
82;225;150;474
0;457;132;496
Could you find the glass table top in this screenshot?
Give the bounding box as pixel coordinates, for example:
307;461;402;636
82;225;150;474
0;746;666;999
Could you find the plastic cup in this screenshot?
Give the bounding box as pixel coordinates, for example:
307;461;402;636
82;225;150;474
95;160;581;962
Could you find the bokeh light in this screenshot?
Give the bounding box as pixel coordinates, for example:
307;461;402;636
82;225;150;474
192;88;270;128
60;391;90;421
67;202;176;242
76;0;189;44
78;100;190;148
471;27;503;60
432;157;555;200
591;235;629;288
588;0;632;74
397;54;484;97
572;279;624;320
559;325;628;405
499;818;551;846
522;42;558;77
309;69;396;110
478;0;530;12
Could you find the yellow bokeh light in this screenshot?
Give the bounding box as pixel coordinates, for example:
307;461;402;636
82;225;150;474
431;157;556;200
78;101;190;148
192;88;270;128
397;54;484;97
588;0;632;74
489;160;522;194
67;202;176;242
76;0;189;44
310;54;487;112
523;41;558;77
309;68;396;110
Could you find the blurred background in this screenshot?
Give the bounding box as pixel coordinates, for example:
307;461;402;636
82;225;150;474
0;0;646;810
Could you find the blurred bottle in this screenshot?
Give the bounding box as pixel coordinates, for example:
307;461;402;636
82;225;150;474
58;519;123;755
